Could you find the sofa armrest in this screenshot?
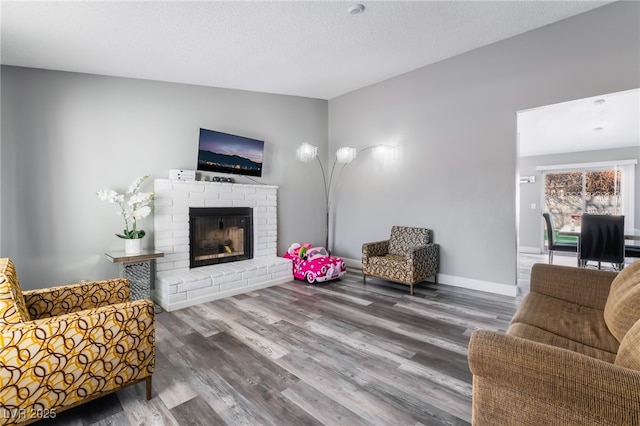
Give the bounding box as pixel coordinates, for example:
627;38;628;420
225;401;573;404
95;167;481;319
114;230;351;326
530;263;616;310
0;299;155;422
22;278;131;319
468;329;640;425
362;240;389;262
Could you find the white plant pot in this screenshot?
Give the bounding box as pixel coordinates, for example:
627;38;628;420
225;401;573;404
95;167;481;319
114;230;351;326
124;238;143;255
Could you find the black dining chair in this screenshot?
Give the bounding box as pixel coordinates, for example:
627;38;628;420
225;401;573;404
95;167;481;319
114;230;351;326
542;213;577;264
579;214;625;270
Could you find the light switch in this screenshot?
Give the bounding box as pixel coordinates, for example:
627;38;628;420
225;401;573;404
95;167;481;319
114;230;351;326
531;203;536;209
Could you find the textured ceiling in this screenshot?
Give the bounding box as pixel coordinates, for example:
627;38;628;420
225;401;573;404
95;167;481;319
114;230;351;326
0;1;613;100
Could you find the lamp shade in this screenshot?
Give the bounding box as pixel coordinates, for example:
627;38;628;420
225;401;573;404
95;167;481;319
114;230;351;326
296;143;318;163
336;147;357;164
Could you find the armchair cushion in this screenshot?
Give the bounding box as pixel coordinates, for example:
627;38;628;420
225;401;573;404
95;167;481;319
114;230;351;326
367;254;408;272
388;226;431;256
0;259;30;325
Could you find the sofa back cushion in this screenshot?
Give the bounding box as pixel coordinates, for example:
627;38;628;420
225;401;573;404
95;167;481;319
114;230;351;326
389;226;431;256
604;260;640;342
615;319;640;371
0;258;30;325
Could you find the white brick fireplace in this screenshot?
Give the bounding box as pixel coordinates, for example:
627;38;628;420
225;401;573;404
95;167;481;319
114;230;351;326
153;179;292;311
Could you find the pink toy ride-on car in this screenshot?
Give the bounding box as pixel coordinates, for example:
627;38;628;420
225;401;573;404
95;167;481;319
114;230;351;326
283;243;347;284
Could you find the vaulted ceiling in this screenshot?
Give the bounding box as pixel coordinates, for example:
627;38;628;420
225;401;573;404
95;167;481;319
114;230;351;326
1;1;612;100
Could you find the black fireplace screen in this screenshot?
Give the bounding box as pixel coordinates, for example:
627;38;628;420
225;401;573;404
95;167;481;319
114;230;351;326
189;207;253;268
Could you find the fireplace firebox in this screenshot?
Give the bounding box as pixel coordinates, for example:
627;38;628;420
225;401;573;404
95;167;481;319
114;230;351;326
189;207;253;268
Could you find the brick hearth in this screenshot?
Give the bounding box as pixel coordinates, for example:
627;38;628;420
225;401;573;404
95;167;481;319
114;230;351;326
153;179;292;311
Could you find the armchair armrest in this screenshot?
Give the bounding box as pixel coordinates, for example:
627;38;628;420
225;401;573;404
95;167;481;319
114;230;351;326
0;299;155;422
530;263;616;310
468;329;640;425
410;244;439;279
410;243;439;260
23;278;131;319
362;240;389;262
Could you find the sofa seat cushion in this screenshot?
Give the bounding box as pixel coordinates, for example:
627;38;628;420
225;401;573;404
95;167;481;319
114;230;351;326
507;323;617;363
508;292;619;361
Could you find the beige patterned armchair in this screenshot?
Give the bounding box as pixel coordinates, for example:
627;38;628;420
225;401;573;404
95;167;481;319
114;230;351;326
362;226;439;295
0;258;155;425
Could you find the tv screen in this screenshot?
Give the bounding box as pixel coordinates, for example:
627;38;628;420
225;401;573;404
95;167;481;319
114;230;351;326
197;128;264;177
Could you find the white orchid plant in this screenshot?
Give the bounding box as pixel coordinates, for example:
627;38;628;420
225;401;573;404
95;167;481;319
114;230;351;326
97;175;155;239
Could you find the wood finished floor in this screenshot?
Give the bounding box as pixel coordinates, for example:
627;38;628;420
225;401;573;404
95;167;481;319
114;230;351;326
38;264;536;426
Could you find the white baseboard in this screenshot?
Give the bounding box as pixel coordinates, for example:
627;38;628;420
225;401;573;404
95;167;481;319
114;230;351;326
519;246;542;254
436;274;517;297
344;257;362;269
341;257;517;297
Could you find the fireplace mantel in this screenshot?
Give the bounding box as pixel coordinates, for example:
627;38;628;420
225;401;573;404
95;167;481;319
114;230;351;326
153;179;292;311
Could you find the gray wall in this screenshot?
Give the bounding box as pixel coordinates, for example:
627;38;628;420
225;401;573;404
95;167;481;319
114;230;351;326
519;146;640;251
1;67;328;288
328;2;640;290
2;2;639;293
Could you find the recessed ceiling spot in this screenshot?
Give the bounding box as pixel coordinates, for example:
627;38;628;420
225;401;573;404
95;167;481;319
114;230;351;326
593;127;604;131
594;99;606;105
348;4;365;15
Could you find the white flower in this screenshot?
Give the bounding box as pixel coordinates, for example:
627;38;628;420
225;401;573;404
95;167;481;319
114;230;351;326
97;175;154;239
133;206;152;220
97;189;122;203
128;192;155;206
127;175;147;194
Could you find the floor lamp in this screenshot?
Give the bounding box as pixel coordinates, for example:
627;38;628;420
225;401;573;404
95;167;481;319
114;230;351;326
295;142;391;252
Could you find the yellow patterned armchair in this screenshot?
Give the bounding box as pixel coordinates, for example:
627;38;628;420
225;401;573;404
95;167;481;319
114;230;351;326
362;226;439;295
0;258;155;425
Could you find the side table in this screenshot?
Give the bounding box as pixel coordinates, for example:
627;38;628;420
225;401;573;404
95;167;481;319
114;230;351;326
104;250;164;304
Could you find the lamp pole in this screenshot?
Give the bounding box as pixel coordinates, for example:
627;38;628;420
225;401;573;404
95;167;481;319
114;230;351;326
296;143;390;253
310;154;330;251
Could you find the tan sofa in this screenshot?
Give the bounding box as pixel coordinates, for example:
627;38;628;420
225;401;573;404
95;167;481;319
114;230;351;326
468;261;640;425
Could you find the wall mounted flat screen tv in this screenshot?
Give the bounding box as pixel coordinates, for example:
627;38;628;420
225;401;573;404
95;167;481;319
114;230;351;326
197;128;264;177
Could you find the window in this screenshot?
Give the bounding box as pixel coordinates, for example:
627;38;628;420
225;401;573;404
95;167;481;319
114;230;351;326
538;160;636;237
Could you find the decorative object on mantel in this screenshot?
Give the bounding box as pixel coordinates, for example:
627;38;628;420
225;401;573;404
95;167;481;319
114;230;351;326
169;169;196;181
295;142;396;252
213;176;235;183
97;175;155;254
